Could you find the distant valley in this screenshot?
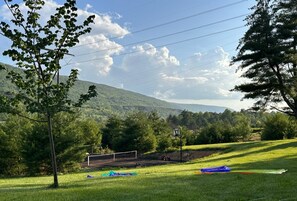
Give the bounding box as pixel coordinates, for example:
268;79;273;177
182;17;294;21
0;62;228;120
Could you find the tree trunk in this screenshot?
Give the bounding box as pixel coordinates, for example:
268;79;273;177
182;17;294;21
47;112;59;188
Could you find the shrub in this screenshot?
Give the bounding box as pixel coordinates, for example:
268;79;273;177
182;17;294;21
196;122;236;144
261;113;297;140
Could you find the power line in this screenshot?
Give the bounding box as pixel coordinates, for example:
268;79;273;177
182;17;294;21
72;0;250;48
74;13;249;57
114;37;241;85
130;0;248;33
88;44;240;96
66;25;245;66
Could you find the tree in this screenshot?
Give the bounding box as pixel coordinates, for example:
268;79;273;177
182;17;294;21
196;122;235;144
0;115;32;176
232;114;252;141
0;0;96;187
261;113;297;140
23;112;87;175
231;0;297;118
101;116;124;150
80;119;102;154
148;111;172;152
122;112;156;153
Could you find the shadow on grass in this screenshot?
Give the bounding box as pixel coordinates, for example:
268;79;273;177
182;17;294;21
202;140;297;164
1;156;297;201
230;154;297;171
2;159;296;201
0;183;49;192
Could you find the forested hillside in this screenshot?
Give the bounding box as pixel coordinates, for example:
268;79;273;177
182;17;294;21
0;63;228;120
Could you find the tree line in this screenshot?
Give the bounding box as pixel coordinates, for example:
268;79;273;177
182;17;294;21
1;109;296;177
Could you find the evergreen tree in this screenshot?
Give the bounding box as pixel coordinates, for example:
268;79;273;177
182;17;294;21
0;115;32;176
101;116;124;150
232;0;297;117
148;111;172;152
23;113;87;175
80;119;102;154
122;112;156;153
274;0;297;116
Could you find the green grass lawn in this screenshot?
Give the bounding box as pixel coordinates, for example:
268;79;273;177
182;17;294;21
1;139;297;201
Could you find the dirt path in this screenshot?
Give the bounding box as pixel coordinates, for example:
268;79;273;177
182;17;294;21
81;150;218;169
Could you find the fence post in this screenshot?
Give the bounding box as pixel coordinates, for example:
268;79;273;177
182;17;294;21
87;155;90;166
135;150;137;159
113;153;115;161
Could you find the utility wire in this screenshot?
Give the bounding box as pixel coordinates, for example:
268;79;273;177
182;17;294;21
65;25;245;66
74;13;248;57
72;0;250;48
116;46;239;88
88;44;239;94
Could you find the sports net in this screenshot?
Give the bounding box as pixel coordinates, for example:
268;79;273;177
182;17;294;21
87;150;137;166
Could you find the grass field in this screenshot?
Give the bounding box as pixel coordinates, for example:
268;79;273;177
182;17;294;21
1;139;297;201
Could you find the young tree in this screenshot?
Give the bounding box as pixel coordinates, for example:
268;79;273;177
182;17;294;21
231;0;297;118
0;0;96;187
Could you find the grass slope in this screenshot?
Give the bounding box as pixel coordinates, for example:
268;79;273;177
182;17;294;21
1;139;297;201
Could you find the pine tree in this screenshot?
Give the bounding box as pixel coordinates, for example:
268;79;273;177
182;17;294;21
232;0;297;118
274;0;297;116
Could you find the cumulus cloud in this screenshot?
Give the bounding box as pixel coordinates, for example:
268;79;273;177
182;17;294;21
0;0;129;82
117;45;241;101
115;43;180;94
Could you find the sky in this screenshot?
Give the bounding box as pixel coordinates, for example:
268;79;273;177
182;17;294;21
0;0;257;111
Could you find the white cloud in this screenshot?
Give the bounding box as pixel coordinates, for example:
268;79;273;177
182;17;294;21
78;10;128;38
161;74;208;84
84;4;92;12
0;0;129;37
154;90;175;99
117;45;242;102
0;0;129;82
116;43;180;94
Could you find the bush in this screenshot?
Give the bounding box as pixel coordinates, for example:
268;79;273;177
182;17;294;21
157;136;172;152
261;113;297;140
285;119;297;139
196;122;236;144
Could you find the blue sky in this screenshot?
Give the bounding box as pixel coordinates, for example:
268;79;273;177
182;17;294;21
0;0;256;110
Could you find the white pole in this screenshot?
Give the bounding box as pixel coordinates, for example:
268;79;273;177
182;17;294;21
135;150;137;159
87;155;90;166
113;153;115;161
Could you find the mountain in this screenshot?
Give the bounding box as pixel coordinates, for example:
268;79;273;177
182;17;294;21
0;62;228;120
